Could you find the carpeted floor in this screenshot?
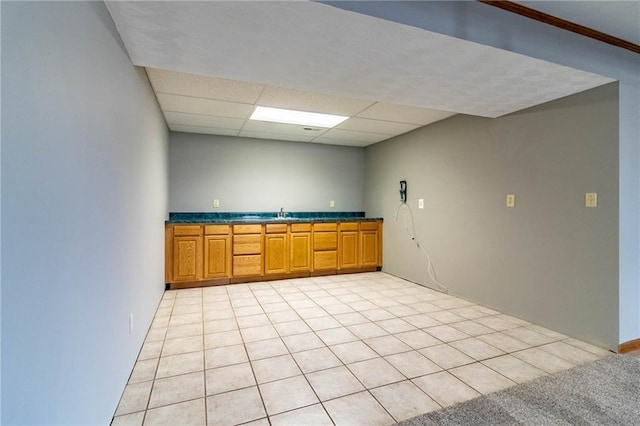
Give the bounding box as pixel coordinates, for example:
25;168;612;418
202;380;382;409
399;355;640;425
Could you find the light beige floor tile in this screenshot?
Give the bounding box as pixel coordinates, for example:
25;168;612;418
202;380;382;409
297;306;329;319
145;328;167;343
112;411;144;426
236;313;271;329
204;330;243;349
449;306;489;320
336;294;365;304
154;307;173;318
205;362;255;395
162;335;204;357
273;320;311;337
424;325;470;342
347;358;405;388
138;341;163;361
413;371;481;408
538;341;601;365
474;315;519;332
233;305;265;317
166;323;204;340
503;327;556;346
450;320;494;337
431;298;473;310
203;319;237;334
288;299;317;309
482;354;547;384
151;317;170;329
564;338;613;357
370;380;440;422
360;308;396;321
323;391;395;426
477;332;531;353
231;297;259;307
115;381;153;416
316;327;358;345
512;347;576;374
348;300;379;311
149;371;204;409
245;337;288;361
144;398;205;426
322;303;355;315
449;337;505;361
306;366;365;401
206;387;266;426
403;314;441;329
449;363;516;394
261;302;291;313
240;325;279;343
256;295;285;305
282;332;325;353
305;316;342;331
259;376;319;415
156;351;204;379
330;341;379;364
348;322;388;339
426;311;465;325
129;358;159;384
377;318;416;334
526;324;569;340
385;305;420;317
384;351;442;378
169;313;203;327
364;335;412;356
172;304;202;316
251;354;302;383
269;403;332;426
334;312;369;326
419;343;476;370
495;314;530;327
202;301;232;312
394;330;441;349
267;310;302;323
203;309;234;321
292;347;342;373
159;297;176;307
205;344;248;369
407;302;441;314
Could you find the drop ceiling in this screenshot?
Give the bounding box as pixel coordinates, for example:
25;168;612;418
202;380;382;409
106;1;615;147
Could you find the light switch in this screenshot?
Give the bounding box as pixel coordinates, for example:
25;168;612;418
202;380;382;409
418;199;424;209
330;200;335;208
506;194;516;208
213;199;220;208
585;192;598;208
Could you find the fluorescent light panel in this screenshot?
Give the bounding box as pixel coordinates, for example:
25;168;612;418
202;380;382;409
250;106;349;128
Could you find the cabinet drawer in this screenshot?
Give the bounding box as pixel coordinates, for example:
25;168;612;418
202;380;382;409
339;222;359;231
205;224;229;235
173;225;202;236
233;234;262;255
314;250;337;270
233;255;262;276
313;232;337;251
291;223;312;232
360;221;379;231
314;223;337;231
233;224;262;234
266;223;287;234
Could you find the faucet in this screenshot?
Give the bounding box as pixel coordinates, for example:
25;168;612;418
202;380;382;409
278;207;286;218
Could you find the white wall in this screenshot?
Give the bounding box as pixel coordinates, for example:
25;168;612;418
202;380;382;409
1;2;168;424
328;0;640;345
169;132;365;213
365;84;619;350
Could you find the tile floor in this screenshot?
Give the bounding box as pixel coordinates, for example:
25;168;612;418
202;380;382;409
112;272;612;426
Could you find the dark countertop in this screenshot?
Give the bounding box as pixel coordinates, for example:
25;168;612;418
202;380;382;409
167;211;383;224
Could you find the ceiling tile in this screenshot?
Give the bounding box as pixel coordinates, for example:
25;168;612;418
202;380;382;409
157;93;254;119
164;111;245;130
318;128;390;143
357;102;457;125
257;86;374;116
242;119;330;137
336;117;419;135
146;68;263;103
170;125;240;137
239;130;316;143
312;137;374;147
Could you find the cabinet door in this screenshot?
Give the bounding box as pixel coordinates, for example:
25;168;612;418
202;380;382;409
173;236;202;282
338;231;359;269
290;232;311;272
204;235;231;279
360;230;378;267
265;233;287;275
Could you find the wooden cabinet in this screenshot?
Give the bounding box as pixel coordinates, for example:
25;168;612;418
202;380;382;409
265;224;288;275
204;225;231;279
313;223;337;271
172;226;203;282
232;224;263;277
338;222;359;270
360;221;379;268
290;223;311;272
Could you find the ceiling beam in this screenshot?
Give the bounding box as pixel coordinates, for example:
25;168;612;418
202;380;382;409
478;0;640;55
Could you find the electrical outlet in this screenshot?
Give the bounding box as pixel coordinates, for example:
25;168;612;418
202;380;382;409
418;199;424;209
330;200;335;208
506;194;516;208
213;199;220;208
585;192;598;208
129;314;134;335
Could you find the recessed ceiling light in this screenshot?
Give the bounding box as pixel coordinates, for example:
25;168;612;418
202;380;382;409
250;106;348;128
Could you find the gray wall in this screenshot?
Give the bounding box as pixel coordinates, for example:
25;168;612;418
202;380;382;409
169;132;365;213
330;0;639;351
1;2;168;424
365;84;619;350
